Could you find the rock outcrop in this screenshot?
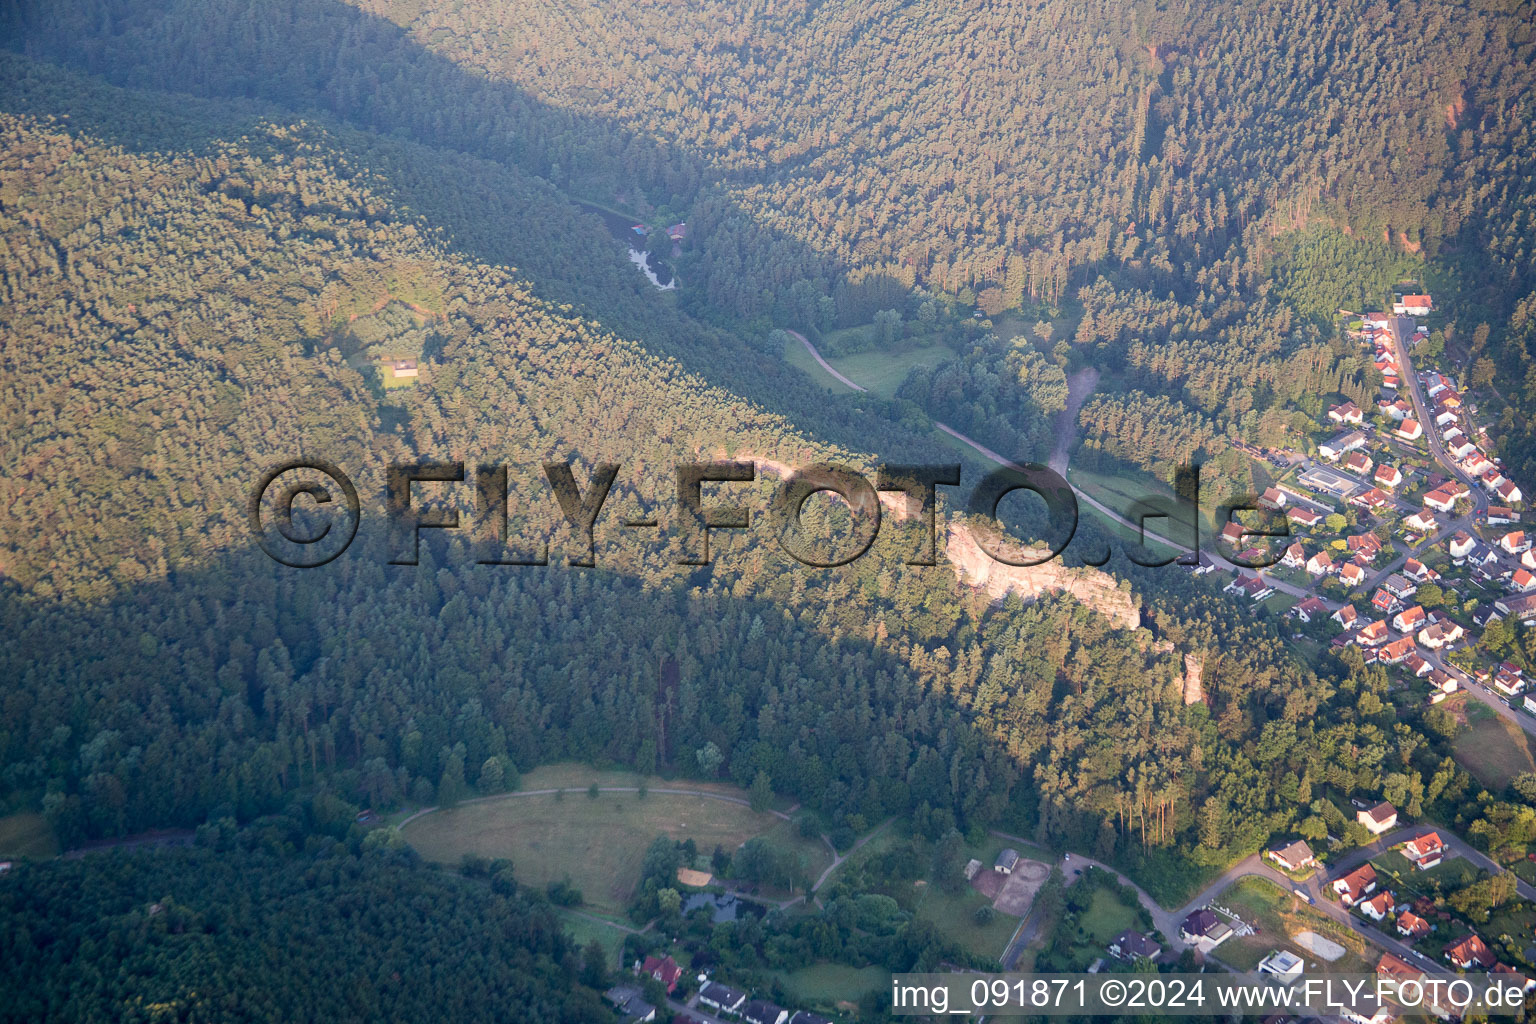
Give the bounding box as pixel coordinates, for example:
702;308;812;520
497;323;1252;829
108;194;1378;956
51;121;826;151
944;521;1140;630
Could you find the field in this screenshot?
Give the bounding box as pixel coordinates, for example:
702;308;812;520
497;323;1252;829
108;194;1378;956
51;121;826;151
1452;703;1536;787
781;333;858;394
1214;876;1376;973
401;765;824;916
913;878;1026;963
0;812;59;859
824;340;955;397
555;909;630;970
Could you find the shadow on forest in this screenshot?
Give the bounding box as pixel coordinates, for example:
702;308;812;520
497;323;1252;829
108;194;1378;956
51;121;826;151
0;0;939;467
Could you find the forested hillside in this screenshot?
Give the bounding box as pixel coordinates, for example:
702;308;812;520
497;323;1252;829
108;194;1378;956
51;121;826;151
4;4;1536;1006
0;831;610;1024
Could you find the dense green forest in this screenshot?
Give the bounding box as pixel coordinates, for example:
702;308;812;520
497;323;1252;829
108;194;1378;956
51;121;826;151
0;825;611;1024
5;0;1536;1015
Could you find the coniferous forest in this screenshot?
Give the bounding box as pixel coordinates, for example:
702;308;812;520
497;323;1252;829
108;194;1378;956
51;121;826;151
4;0;1536;1019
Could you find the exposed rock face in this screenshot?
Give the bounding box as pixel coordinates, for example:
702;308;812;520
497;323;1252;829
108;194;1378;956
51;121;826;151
735;456;1140;630
1182;652;1206;705
944;520;1141;630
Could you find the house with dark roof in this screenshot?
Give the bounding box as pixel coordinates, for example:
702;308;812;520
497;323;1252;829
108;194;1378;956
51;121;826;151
1358;801;1397;835
1178;908;1232;948
994;848;1019;874
1108;929;1162;961
743;1000;788;1024
699;981;748;1015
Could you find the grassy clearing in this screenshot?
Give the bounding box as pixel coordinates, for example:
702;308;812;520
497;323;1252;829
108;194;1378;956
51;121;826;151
0;812;58;859
1216;876;1376;973
773;963;889;1006
913;880;1022;963
555;909;630;970
1452;710;1536;788
825;341;955;397
781;334;858;394
401;769;793;916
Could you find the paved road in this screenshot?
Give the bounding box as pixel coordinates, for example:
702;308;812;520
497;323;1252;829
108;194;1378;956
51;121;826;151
991;823;1519;982
1390;315;1488;516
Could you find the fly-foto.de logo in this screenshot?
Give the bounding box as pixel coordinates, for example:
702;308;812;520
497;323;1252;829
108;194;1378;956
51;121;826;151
249;458;1238;570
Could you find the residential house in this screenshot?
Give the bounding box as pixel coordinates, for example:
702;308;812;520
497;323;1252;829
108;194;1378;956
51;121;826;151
1259;487;1288;510
1424;488;1459;513
1425;372;1454;397
1258;949;1304;982
1512;568;1536;593
1340;562;1367;587
1488;506;1518;525
1329;401;1365;425
1445;934;1496;971
1107;929;1162;961
699;982;748;1015
1282;542;1307;569
605;985;657;1024
1219;521;1246;546
1360;891;1395;922
1394;294;1433;315
1449;531;1476;560
1225;574;1274;600
1498;479;1524;504
1524;549;1536;571
1288;505;1322;527
1501;531;1531;555
743;1000;788;1024
1496;594;1536;625
1494;663;1526;697
1378;636;1415;665
1397;419;1423;441
1350;487;1391;511
1293;596;1328;623
1332;605;1360;629
1403;558;1433;581
1418;621;1464;650
1371;588;1398;614
1404;510;1440;535
1385;399;1413;421
1435;409;1459;428
1449;437;1478;459
1377;952;1423;985
1375;464;1403;490
1490;965;1536;994
640;956;683;994
389;358;419;379
1306;551;1335;577
1320;431;1367;460
1178;908;1232;948
1343;450;1375;475
1428;668;1458;694
1403;652;1432;678
1363;311;1393;329
1358;801;1398;835
1383;573;1417;600
1391;606;1426;633
1333;864;1379;906
1266;839;1317;873
1403;833;1445;870
994;849;1019;874
1348;533;1384;560
1357;621;1389;646
1396;911;1431;939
